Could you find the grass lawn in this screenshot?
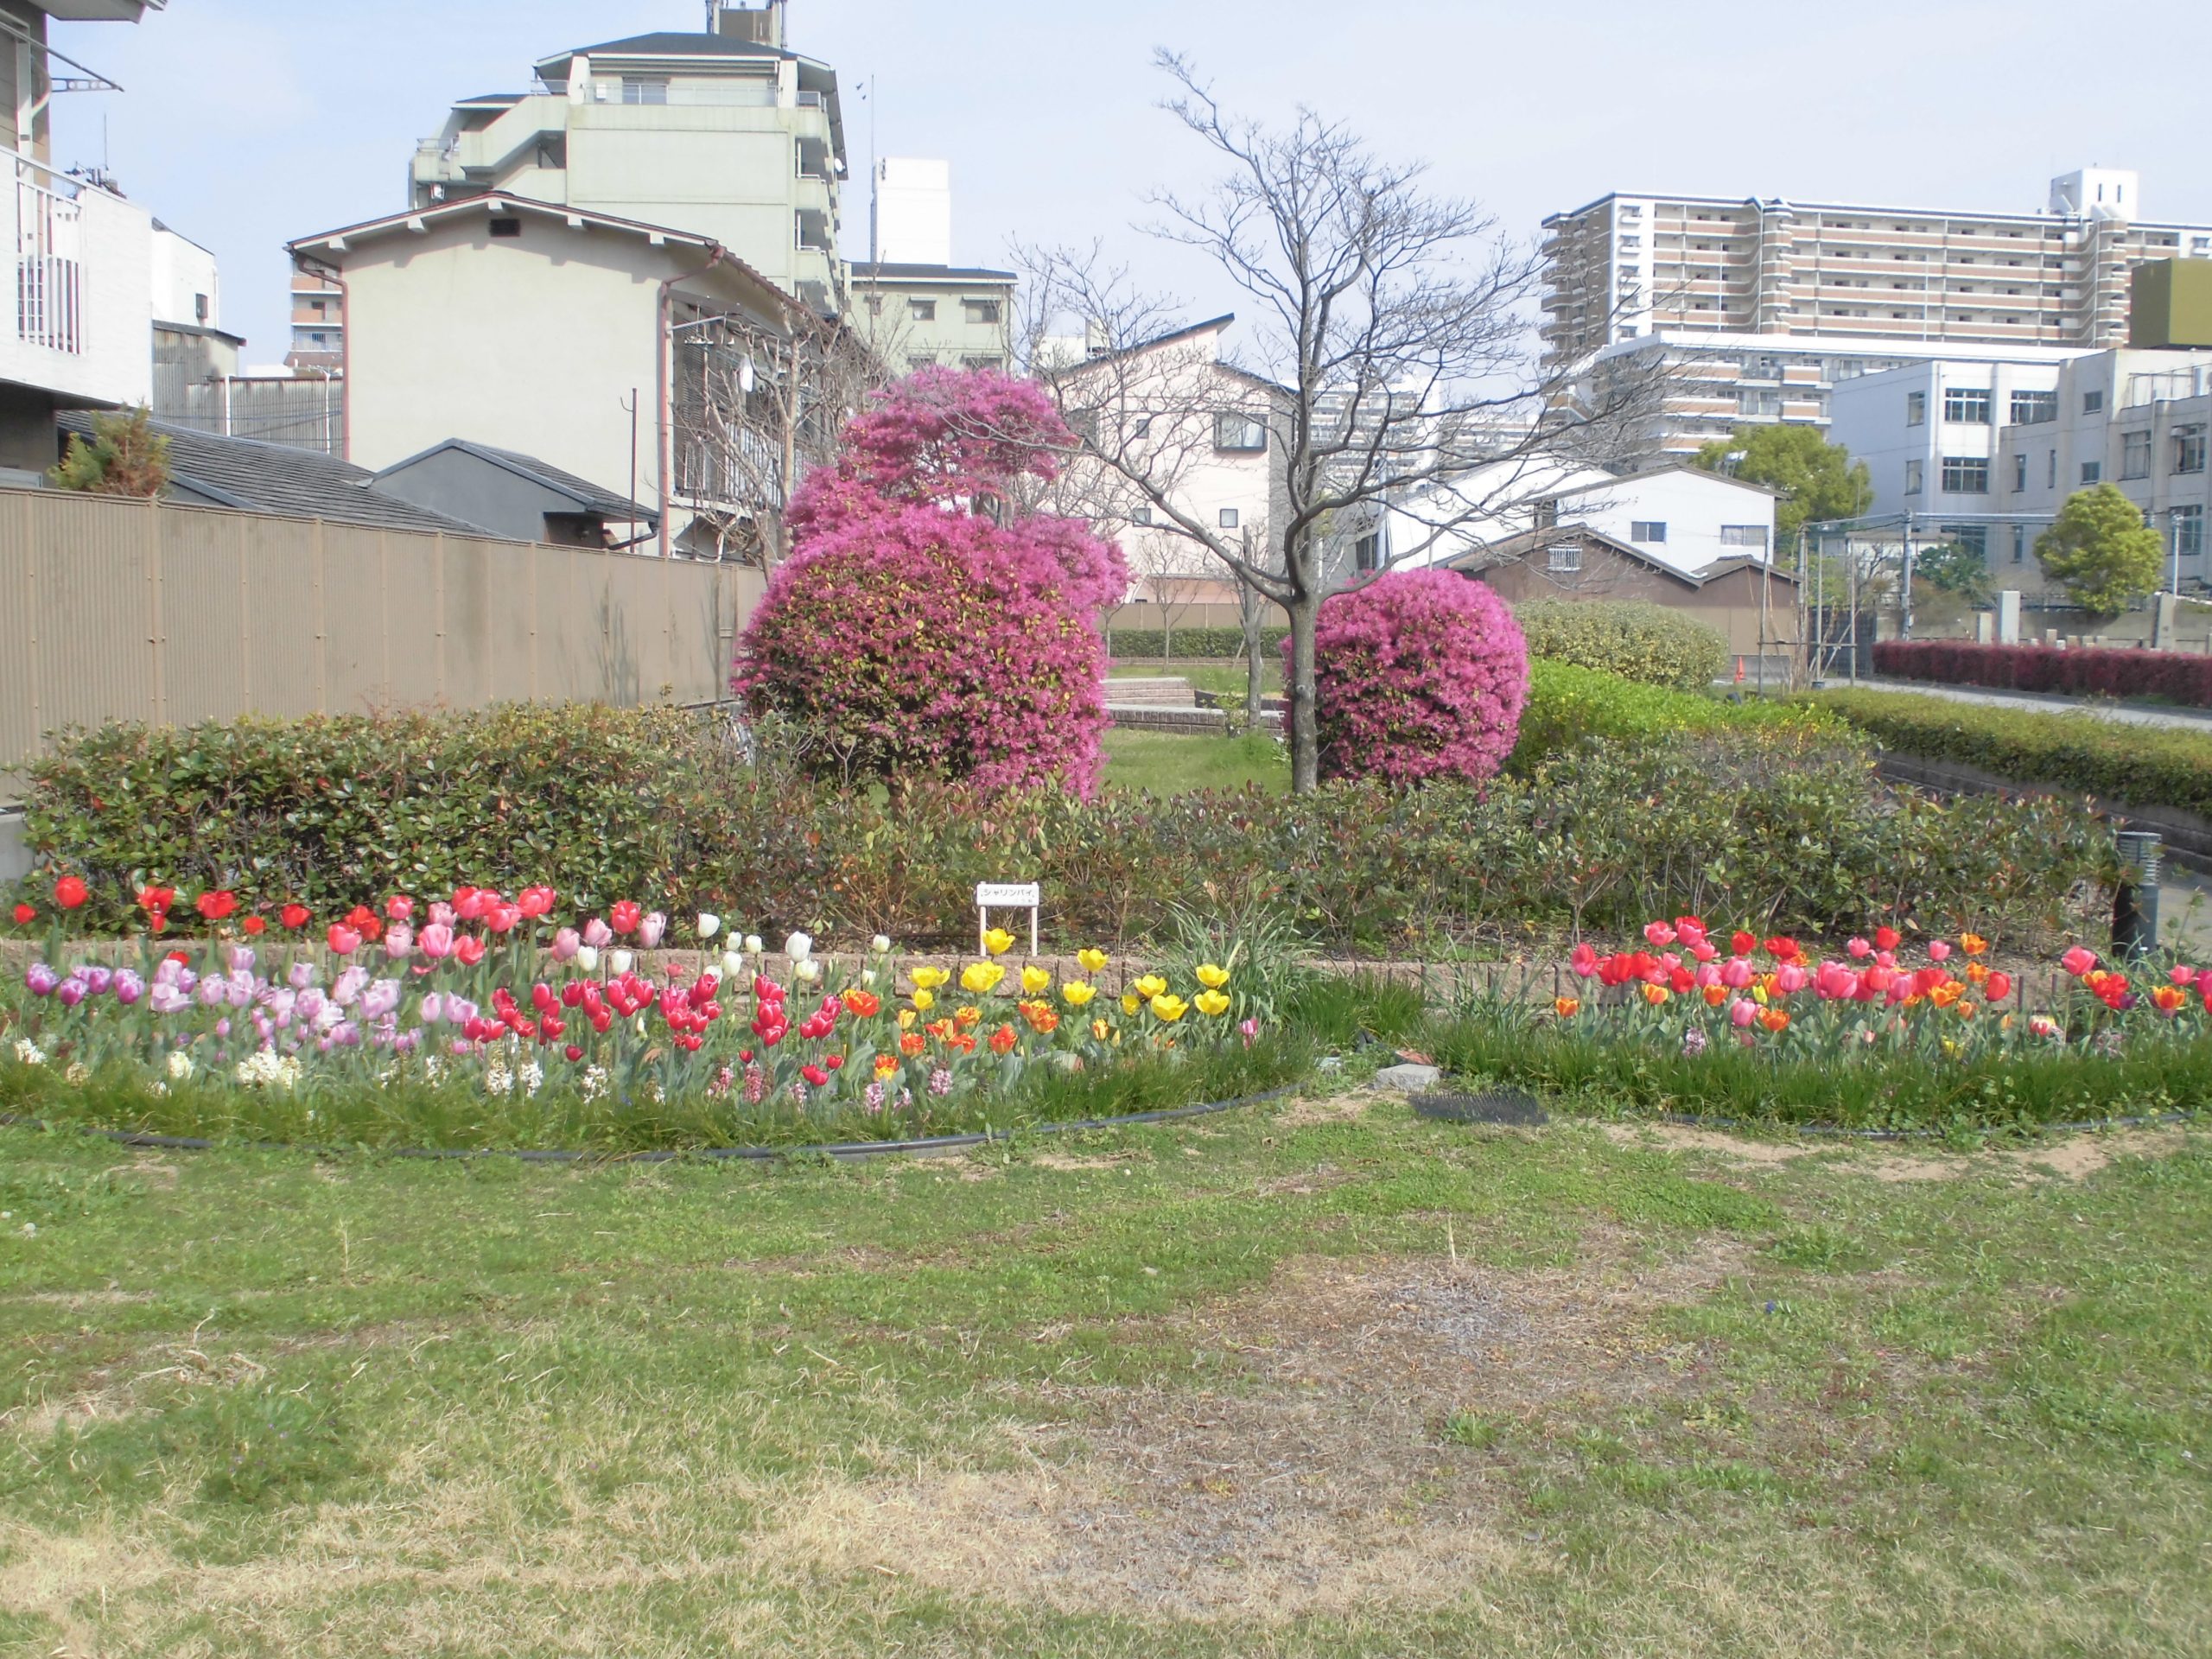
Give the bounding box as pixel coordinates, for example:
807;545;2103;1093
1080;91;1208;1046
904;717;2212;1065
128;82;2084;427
1103;728;1289;794
1109;661;1283;696
2;1103;2208;1656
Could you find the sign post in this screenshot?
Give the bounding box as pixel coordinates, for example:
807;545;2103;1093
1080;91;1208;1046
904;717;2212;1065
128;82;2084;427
975;881;1041;957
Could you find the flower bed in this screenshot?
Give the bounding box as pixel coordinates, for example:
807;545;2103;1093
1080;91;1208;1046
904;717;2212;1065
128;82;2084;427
0;880;1292;1151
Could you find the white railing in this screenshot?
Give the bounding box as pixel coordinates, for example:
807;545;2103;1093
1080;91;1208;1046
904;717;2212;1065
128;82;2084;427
16;168;82;355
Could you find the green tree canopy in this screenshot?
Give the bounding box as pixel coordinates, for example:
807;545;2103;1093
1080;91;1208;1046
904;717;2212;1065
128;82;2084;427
48;405;169;498
2035;483;2163;619
1915;538;1996;607
1691;423;1872;544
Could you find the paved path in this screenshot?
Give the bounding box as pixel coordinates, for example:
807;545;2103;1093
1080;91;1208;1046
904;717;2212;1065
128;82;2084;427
1833;677;2212;733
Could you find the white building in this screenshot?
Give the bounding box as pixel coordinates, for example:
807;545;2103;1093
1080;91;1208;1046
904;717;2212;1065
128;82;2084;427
870;157;949;265
849;158;1014;375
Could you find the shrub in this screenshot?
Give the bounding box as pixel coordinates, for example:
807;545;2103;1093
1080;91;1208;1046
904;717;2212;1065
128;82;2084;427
1306;570;1529;785
1812;688;2212;816
1106;626;1287;660
1512;659;1833;772
1509;599;1728;692
734;370;1127;797
1872;639;2212;708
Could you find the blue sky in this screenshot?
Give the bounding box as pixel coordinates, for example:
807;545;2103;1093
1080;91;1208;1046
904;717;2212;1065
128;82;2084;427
45;0;2212;367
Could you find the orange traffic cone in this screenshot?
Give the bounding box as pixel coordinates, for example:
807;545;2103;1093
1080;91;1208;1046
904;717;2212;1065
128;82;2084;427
1734;657;1746;683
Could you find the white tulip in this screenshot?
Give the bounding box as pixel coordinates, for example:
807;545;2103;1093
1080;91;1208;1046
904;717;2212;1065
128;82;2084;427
785;931;813;963
744;934;764;955
574;944;599;973
696;912;721;941
608;950;634;976
793;958;821;982
721;950;747;980
871;934;893;955
861;969;878;987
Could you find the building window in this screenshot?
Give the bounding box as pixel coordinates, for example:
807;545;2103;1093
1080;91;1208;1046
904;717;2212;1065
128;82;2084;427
1131;506;1153;527
488;218;523;238
2081;461;2101;485
2048;449;2057;488
1214;414;1268;452
961;354;1005;371
863;295;883;315
1942;386;1993;423
1630;520;1667;543
2176;505;2206;563
1737;388;1781;417
963;298;1001;324
1218;508;1241;531
2012;450;2027;493
1904;460;1923;495
2120;429;2152;480
1546;539;1582;573
2175;423;2208;474
1905;391;1926;426
1940;456;1989;494
2082;389;2104;414
1719;524;1768;550
906;352;937;368
2012;523;2027;563
1940;524;1988;558
622;77;669;105
908;298;937;321
1355;532;1382;572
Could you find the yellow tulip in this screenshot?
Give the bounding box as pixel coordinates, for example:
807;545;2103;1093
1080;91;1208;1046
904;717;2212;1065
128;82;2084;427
1134;975;1168;1000
1020;965;1052;995
898;1007;917;1031
960;962;1006;995
911;988;934;1013
1091;1017;1111;1041
1077;948;1109;974
982;928;1015;957
1193;989;1231;1018
1062;981;1097;1007
1148;993;1189;1023
1194;963;1230;989
910;967;950;991
1121;993;1143;1016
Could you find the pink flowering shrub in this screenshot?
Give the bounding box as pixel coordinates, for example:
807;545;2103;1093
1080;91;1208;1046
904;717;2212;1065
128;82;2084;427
1306;569;1529;785
735;370;1128;796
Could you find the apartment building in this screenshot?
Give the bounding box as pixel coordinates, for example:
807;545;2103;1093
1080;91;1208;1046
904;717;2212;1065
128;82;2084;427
848;158;1014;372
1544;169;2212;459
407;2;848;317
286;269;343;372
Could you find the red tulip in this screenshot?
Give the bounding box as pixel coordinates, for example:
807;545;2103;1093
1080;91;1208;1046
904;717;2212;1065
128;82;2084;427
385;895;414;922
10;902;34;925
137;885;175;915
609;899;642;935
54;875;88;910
1728;930;1755;957
281;903;310;930
485;904;523;934
327;923;362;956
563;1044;584;1063
455;936;486;967
242;916;268;937
518;886;556;918
1984;970;2012;1001
195;889;239;921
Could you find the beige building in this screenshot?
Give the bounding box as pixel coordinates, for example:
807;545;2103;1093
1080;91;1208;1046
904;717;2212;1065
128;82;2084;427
406;3;848;318
288;194;805;558
286;269;343;372
850;263;1014;373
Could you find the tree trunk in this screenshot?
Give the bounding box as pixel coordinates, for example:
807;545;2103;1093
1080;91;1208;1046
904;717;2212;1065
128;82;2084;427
1286;596;1320;792
1239;580;1265;736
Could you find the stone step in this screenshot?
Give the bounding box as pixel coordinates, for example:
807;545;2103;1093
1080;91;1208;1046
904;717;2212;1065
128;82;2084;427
1105;704;1228;733
1103;677;1198;708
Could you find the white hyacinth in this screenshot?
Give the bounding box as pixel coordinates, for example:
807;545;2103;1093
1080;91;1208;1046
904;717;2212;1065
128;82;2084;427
63;1063;89;1086
518;1059;544;1099
581;1065;610;1103
12;1039;46;1067
485;1058;515;1097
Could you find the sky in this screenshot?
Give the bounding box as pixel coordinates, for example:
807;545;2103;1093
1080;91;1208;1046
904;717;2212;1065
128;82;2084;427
44;0;2212;370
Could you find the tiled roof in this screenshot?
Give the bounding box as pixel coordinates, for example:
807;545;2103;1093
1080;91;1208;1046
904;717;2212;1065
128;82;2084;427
378;439;655;523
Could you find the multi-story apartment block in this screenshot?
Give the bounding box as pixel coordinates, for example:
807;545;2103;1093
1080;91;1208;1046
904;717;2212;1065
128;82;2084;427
286;269;343;372
407;1;849;316
848;158;1013;373
1544;169;2212;460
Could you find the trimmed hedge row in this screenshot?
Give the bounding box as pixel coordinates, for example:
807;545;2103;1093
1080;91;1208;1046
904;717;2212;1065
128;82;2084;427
1509;600;1729;693
1874;639;2212;708
1104;626;1287;659
1512;660;1832;772
16;705;2108;952
1812;688;2212;817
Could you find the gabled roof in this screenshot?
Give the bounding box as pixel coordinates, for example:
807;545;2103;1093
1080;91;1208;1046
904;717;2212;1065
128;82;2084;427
1450;524;1797;589
1049;314;1291;397
1553;461;1783;500
58;414;500;538
375;439;656;525
852;261;1018;284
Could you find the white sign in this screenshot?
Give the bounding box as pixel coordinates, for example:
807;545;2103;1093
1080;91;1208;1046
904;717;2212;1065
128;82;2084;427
976;881;1043;957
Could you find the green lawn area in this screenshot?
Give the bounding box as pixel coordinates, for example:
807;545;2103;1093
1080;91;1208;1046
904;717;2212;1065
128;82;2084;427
1103;728;1289;793
1;1107;2206;1655
1109;661;1283;696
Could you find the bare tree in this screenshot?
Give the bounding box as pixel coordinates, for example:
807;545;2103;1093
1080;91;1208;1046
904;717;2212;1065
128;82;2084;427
1025;54;1663;791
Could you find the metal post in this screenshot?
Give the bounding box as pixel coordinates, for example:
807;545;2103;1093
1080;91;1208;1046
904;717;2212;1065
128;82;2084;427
2113;830;2163;957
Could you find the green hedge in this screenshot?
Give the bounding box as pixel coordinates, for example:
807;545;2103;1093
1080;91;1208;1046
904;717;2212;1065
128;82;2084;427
1512;659;1832;772
1509;600;1729;692
14;705;2108;951
1105;626;1287;660
1809;690;2212;817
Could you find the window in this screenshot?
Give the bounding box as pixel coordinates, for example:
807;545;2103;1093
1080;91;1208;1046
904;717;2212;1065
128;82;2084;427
1904;460;1923;495
1132;416;1152;438
1940;524;1988;558
1941;456;1989;494
621;77;669;105
1737;388;1781;417
1355;532;1382;573
906;351;938;368
2012;450;2027;493
1905;391;1926;426
2082;389;2105;414
963;298;1001;325
2010;388;2056;425
1943;386;1993;424
960;354;1005;371
2121;428;2152;480
908;298;937;321
863;295;883;315
2081;461;2102;485
1719;524;1769;550
2175;423;2208;474
2176;505;2206;563
2048;449;2057;488
488;218;523;238
1546;539;1583;574
1214;413;1268;452
1629;520;1667;543
1218;508;1241;531
2011;523;2028;564
1131;506;1153;527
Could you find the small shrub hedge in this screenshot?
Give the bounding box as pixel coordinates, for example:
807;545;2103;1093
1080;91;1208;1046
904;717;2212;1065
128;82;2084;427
16;706;2108;952
1310;569;1528;785
1812;689;2212;816
1873;639;2212;708
1512;660;1833;772
1509;599;1729;693
1106;626;1287;659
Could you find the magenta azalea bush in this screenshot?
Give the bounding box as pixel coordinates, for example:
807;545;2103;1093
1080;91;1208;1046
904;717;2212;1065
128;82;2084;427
1305;569;1529;785
735;369;1128;796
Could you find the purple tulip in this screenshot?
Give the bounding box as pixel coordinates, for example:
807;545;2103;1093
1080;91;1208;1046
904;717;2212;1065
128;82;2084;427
24;963;60;996
149;984;188;1014
583;918;613;949
214;1017;231;1038
56;976;88;1008
113;969;144;1006
226;945;256;976
333;965;369;1008
287;962;317;991
419;991;446;1025
333;1021;361;1049
76;964;114;996
551;927;582;963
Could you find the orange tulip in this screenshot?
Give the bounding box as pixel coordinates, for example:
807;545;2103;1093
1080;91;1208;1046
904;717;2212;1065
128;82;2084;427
1642;983;1669;1007
1960;933;1989;956
1758;1008;1790;1033
988;1024;1018;1056
1553;996;1580;1018
1702;984;1728;1007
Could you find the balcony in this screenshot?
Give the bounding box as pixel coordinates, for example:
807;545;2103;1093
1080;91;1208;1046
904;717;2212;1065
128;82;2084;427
0;158;152;407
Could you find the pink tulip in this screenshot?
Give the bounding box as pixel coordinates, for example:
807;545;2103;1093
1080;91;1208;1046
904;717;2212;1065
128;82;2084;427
385;923;414;962
552;926;582;963
1928;941;1952;963
1694;962;1721;988
327;924;361;957
584;918;613;949
386;895;415;922
418;922;454;960
455;888;493;922
1775;964;1809;995
429;901;456;928
1688;939;1717;963
639;912;668;950
1643;921;1676;948
2171;964;2197;988
1720;958;1753;989
1569;942;1598;978
2061;946;2098;976
455;936;486;967
1815;961;1858;1001
1728;999;1757;1028
1847;937;1872;959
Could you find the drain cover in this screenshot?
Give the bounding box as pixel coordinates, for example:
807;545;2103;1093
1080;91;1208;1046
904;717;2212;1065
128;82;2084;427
1411;1090;1547;1127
